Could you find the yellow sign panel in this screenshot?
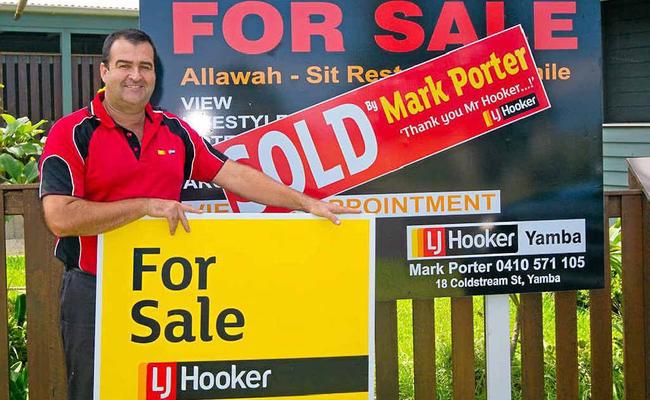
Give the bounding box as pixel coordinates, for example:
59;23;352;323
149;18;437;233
94;215;375;400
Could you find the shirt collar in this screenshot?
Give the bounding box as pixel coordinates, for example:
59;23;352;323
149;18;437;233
89;91;159;127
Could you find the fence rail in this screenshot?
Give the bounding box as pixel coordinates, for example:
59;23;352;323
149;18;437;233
1;158;649;400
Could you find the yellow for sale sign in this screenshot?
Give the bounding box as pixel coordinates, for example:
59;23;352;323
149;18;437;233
94;215;374;400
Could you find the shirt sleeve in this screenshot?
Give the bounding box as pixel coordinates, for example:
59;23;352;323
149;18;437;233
182;120;228;182
39;118;86;199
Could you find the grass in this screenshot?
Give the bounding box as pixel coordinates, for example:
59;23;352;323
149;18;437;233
6;255;26;301
397;297;488;399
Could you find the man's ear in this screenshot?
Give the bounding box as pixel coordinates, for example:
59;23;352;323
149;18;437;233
99;62;109;83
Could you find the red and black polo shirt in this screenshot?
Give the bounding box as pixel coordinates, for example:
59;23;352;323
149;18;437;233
39;92;228;275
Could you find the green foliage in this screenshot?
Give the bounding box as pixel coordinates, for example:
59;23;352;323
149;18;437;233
609;219;625;399
5;256;28;399
8;293;28;400
609;219;623;315
0;113;46;184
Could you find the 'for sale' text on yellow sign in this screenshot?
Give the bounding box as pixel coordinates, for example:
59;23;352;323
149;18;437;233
94;214;375;400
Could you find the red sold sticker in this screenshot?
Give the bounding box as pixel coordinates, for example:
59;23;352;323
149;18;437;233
215;25;550;213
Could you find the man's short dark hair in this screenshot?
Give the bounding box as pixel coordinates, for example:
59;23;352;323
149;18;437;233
102;29;157;65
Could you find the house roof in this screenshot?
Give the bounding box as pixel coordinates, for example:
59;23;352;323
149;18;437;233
0;0;139;15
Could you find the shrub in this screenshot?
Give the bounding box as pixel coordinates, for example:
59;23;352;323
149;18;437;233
8;293;28;399
0;113;46;184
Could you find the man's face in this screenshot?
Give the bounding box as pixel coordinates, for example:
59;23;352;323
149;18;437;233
100;38;155;111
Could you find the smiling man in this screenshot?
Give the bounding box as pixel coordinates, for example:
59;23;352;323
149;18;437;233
39;29;355;400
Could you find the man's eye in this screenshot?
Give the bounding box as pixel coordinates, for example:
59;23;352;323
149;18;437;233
118;64;129;69
141;65;152;71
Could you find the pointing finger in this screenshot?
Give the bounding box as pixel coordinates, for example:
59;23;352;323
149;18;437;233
181;204;204;214
334;204;361;214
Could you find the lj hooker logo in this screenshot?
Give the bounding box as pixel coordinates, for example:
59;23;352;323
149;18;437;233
141;357;369;400
408;224;518;259
142;361;274;400
407;219;586;260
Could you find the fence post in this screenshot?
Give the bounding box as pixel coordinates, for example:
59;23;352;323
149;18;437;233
22;188;67;400
627;157;650;396
485;295;511;400
555;291;578;399
589;201;613;400
60;31;72;115
451;297;474;400
521;293;543;400
375;300;398;400
0;193;9;400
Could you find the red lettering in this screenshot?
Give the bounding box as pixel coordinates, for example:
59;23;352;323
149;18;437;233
428;2;478;51
172;2;218;54
374;1;424;53
486;2;505;36
534;2;578;50
222;1;284;55
291;3;344;52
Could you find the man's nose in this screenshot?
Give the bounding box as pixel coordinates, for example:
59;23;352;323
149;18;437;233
129;67;143;80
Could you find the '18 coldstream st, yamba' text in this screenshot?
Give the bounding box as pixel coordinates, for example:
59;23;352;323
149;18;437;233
432;273;561;289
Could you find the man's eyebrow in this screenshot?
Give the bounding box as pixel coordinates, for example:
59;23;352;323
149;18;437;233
114;59;154;67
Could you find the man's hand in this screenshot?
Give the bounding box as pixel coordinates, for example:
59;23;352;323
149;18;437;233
42;195;201;237
214;160;362;224
301;198;361;225
145;199;203;235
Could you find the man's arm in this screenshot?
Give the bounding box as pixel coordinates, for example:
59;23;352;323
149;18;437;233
42;195;202;237
213;160;357;224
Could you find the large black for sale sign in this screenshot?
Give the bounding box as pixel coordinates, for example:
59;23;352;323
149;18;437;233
140;0;604;299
